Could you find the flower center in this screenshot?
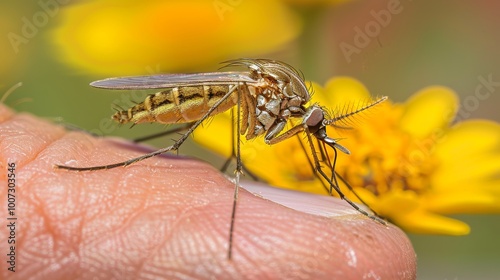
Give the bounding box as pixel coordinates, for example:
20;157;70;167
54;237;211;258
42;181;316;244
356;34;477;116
332;109;439;197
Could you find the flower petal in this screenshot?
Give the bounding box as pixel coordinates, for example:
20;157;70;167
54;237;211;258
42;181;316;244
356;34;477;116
394;211;470;235
314;77;371;108
432;154;500;191
350;188;420;219
432;120;500;190
435;120;500;159
424;191;500;214
400;86;458;138
358;189;470;235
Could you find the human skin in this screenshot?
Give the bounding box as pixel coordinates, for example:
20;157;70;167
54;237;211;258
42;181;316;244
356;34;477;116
0;103;416;279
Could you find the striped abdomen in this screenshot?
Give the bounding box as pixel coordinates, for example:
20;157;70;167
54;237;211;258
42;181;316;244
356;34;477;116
112;85;238;124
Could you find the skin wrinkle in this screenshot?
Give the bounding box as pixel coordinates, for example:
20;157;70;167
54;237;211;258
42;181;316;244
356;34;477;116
109;217;152;277
10;115;66;165
81;178;177;275
149;184;235;273
1;113;81;277
26;180;84;277
50;140;158;278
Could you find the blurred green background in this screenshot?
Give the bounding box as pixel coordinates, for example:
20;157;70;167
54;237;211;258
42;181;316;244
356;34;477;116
2;1;499;279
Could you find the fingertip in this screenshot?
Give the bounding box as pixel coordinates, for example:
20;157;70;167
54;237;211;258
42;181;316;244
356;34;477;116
229;182;417;279
2;106;416;279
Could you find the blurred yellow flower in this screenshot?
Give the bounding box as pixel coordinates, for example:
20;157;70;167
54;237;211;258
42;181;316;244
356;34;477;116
1;3;30;79
283;0;351;6
52;0;301;75
193;77;500;236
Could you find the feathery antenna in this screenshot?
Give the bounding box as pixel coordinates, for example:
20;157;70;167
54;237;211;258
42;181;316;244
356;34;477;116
323;96;387;126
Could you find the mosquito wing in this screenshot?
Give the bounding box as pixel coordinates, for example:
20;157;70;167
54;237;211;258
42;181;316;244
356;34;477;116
90;72;257;89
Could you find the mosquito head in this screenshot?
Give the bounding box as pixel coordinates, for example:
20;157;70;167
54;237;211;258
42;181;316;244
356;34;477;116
304;106;351;155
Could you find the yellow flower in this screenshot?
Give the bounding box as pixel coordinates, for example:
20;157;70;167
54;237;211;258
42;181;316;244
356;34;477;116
193;77;500;236
282;0;351;6
52;0;300;75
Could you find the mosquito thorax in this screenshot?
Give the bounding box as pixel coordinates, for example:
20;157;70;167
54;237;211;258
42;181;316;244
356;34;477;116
257;61;310;101
235;59;312;142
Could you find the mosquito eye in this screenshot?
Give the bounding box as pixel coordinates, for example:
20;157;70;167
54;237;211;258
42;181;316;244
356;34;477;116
305;107;324;127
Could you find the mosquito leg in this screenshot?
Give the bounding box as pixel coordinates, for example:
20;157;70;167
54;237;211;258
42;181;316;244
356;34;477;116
227;83;244;260
220;155;233;174
327;142;339;195
268;124;385;224
304;132;386;225
317;163;386;224
239;87;249;135
335;171;382;217
220;156;261;182
318;140;383;219
303;136;335;195
220;87;261;182
221;162;262;182
318;165;387;225
133;123;193;143
265;124;306;145
294;134;333;194
242;88;257;137
220;106;237;174
56;122;103;138
55;85;240;171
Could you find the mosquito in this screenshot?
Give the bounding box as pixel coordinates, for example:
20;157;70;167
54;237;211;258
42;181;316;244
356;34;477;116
55;59;387;259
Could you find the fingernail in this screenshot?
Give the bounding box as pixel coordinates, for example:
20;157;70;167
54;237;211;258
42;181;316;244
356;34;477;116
240;181;362;218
